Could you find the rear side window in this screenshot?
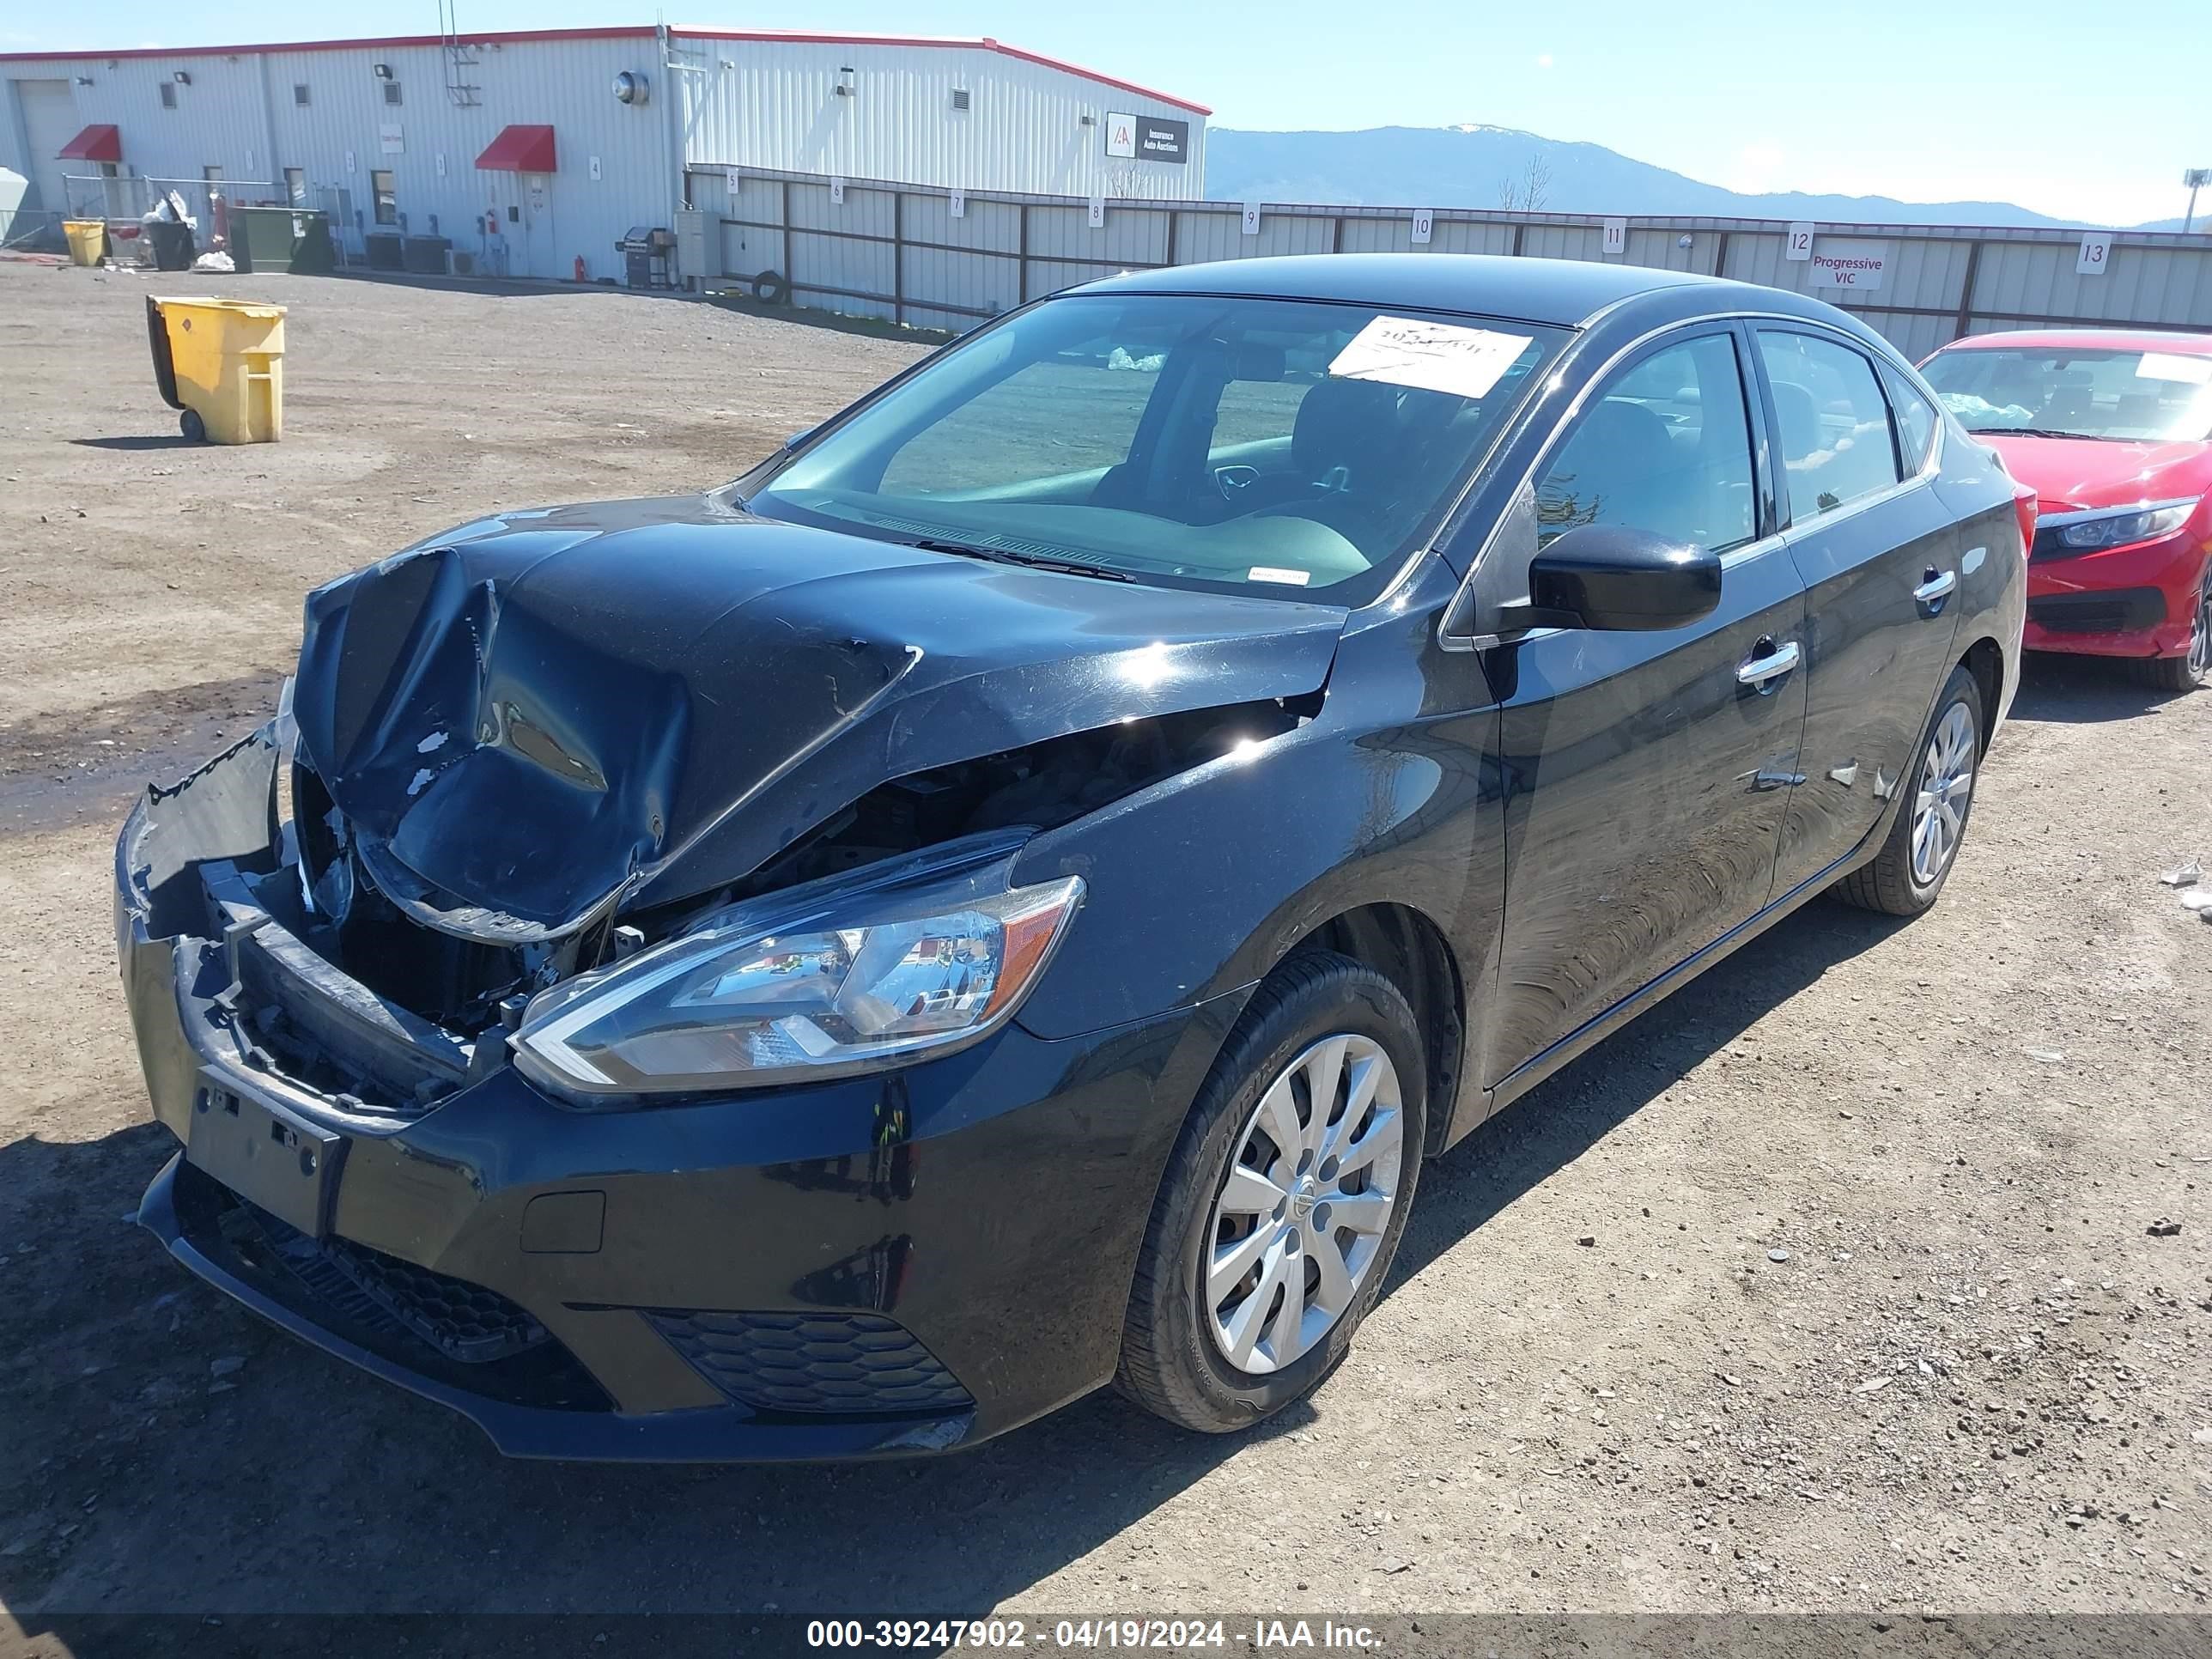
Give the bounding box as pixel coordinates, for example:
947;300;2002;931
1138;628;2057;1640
1535;331;1757;553
1884;368;1939;471
1757;331;1901;523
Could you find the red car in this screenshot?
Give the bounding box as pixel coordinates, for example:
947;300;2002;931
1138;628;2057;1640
1918;328;2212;691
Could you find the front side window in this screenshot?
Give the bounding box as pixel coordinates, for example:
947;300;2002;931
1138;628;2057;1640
747;295;1567;603
1758;330;1901;523
1534;331;1758;553
1920;343;2212;443
371;169;397;226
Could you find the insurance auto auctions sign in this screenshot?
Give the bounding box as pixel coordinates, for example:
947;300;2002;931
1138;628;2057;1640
1104;112;1191;165
1808;237;1891;291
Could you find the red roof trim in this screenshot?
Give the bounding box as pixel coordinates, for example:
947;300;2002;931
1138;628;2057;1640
58;123;122;162
475;124;557;174
0;25;1212;115
670;28;1211;115
0;26;654;63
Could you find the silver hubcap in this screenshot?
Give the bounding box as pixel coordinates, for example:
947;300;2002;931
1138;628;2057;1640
1204;1034;1405;1376
1911;702;1977;885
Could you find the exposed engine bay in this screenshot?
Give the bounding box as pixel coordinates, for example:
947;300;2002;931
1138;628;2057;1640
155;696;1312;1118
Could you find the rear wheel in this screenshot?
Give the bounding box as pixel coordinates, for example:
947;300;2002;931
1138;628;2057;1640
179;408;206;443
2121;568;2210;694
1116;951;1426;1434
1835;665;1983;917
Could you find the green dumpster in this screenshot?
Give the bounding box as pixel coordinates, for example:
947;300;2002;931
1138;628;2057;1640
226;206;337;276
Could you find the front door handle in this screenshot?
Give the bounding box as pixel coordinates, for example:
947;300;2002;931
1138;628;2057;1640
1736;639;1801;687
1914;568;1957;605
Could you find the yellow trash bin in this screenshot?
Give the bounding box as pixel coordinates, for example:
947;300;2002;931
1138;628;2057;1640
145;295;287;444
63;219;106;266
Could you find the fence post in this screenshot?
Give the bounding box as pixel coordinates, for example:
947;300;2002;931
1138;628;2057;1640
1164;206;1178;270
892;189;904;327
781;179;793;301
1017;201;1030;306
1713;230;1731;280
1953;240;1984;343
1510;222;1525;258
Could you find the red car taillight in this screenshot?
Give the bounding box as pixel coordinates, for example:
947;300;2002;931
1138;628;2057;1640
2011;480;2039;559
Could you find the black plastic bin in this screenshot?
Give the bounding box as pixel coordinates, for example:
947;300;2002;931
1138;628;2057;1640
147;219;198;271
364;233;405;271
400;234;452;275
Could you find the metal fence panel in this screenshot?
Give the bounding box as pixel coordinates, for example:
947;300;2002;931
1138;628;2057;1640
684;164;2212;349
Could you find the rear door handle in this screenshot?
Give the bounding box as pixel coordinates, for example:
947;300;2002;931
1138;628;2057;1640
1736;640;1801;687
1914;568;1957;605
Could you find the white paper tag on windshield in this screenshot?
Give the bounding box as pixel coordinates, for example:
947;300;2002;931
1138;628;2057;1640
1247;566;1312;586
1328;315;1532;400
2136;351;2212;386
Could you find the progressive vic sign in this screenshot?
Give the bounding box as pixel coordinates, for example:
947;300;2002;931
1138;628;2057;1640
1807;237;1891;291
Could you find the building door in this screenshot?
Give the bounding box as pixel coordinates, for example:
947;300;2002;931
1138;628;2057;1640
519;172;554;278
13;78;78;216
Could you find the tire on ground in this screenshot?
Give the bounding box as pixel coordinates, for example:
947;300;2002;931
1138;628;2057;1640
1834;663;1984;917
1115;949;1428;1434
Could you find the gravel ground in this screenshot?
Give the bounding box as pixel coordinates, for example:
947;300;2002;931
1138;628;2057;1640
0;261;2208;1649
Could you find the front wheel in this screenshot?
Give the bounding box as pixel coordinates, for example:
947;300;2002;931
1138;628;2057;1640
1115;951;1427;1434
1834;664;1984;916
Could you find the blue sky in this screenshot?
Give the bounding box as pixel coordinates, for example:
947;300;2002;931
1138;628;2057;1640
10;2;2207;224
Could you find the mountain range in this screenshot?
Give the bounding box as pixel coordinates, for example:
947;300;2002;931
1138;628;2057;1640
1204;125;2198;233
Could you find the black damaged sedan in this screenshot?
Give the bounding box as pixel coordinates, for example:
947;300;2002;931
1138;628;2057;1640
117;254;2026;1459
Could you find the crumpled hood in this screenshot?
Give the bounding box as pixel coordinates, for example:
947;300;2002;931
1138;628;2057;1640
1978;433;2211;514
292;495;1347;939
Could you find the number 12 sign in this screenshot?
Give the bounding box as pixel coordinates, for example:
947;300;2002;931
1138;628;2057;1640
1785;222;1814;261
2076;234;2112;276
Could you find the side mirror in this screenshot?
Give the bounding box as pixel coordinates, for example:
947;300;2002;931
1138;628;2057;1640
1502;524;1722;633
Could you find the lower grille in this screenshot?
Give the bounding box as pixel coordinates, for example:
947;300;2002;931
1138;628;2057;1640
2027;587;2166;635
648;1310;972;1417
240;1198;548;1364
173;1160;610;1411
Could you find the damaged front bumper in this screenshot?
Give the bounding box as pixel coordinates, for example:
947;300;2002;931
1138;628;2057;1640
116;726;1221;1460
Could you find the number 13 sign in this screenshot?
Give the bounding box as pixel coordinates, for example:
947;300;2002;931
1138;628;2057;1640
2076;234;2112;276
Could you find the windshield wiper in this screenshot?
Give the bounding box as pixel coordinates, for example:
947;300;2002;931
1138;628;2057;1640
1962;426;2114;441
908;538;1133;582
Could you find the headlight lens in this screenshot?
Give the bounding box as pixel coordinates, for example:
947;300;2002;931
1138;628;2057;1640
2054;500;2197;550
511;872;1083;1099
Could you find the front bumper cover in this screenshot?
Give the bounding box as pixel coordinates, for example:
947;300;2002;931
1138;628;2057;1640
2024;530;2207;659
116;726;1236;1460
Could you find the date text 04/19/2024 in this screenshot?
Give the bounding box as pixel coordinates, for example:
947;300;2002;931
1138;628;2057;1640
803;1619;1382;1649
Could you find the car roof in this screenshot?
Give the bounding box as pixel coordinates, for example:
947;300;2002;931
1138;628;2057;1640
1079;252;1787;329
1933;327;2212;356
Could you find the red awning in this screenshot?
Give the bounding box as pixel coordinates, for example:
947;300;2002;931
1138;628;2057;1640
475;125;556;173
58;124;122;163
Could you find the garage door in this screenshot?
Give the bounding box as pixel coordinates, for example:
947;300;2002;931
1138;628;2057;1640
13;78;79;216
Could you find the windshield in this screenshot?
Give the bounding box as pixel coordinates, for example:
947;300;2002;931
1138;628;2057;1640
1921;343;2212;442
744;294;1568;604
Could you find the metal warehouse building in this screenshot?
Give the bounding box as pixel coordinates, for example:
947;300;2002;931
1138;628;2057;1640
0;25;1209;282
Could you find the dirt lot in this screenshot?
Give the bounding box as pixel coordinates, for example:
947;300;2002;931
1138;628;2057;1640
2;261;2209;1647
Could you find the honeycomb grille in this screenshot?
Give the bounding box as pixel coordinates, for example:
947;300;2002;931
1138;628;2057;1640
647;1310;972;1417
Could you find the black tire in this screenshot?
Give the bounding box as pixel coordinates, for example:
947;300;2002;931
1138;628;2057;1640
1115;951;1428;1434
1834;664;1984;917
179;408;206;442
2119;568;2209;694
751;269;790;306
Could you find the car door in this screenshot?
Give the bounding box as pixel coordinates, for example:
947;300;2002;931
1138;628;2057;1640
1468;324;1811;1090
1753;328;1965;893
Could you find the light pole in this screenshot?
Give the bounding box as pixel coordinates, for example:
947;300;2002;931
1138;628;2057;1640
2187;168;2211;234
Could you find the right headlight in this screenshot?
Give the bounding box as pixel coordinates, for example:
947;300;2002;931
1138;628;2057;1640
511;868;1083;1101
2051;498;2198;550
